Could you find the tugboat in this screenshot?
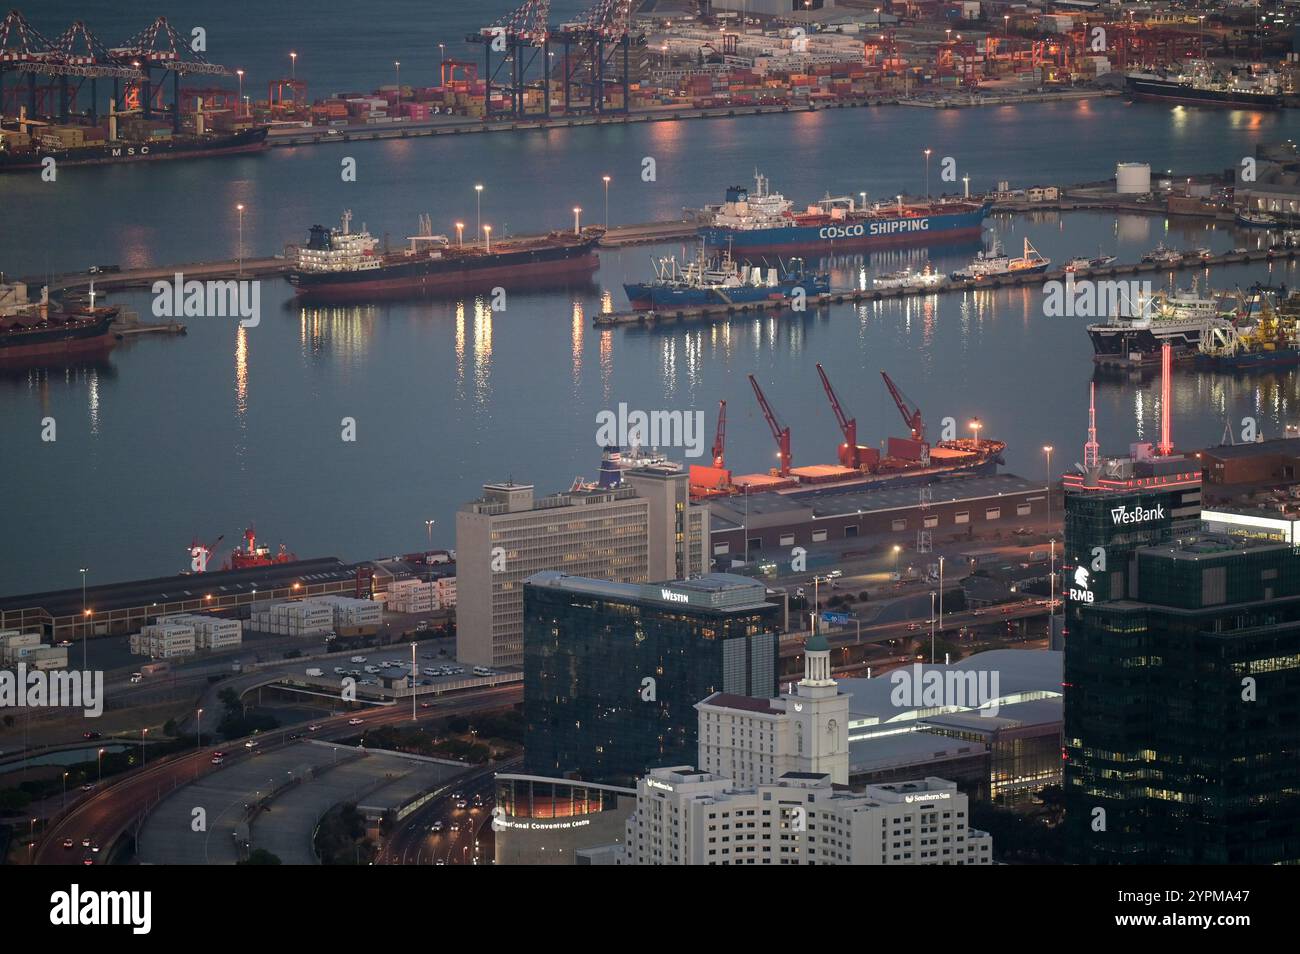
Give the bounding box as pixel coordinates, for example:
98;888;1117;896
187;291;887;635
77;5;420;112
872;265;946;290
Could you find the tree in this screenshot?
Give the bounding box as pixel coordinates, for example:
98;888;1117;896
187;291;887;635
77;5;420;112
239;848;282;865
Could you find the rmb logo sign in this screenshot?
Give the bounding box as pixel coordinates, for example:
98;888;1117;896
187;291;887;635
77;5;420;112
1110;503;1165;525
1069;565;1094;604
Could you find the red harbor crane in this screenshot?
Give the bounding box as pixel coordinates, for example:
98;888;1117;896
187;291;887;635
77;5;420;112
748;375;791;477
881;370;927;445
711;399;726;469
815;363;860;468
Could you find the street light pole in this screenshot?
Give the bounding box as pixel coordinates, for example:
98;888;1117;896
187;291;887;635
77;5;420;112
411;642;417;721
425;519;435;547
236;203;245;277
924;147;932;198
1044;445;1054;540
475;184;483;241
929;591;936;664
79;568;87;668
602;175;611;229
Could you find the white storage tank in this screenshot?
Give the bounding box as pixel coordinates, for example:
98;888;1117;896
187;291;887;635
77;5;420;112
1116;162;1151;194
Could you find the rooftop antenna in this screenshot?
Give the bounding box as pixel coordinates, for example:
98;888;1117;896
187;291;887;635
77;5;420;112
1082;381;1101;487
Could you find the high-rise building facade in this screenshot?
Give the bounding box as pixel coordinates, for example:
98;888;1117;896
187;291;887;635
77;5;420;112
1064;534;1300;864
456;469;709;667
522;571;781;785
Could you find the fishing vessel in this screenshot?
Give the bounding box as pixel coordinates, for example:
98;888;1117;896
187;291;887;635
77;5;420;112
1141;243;1186;266
1087;283;1232;358
1064;253;1118;272
871;265;945;290
623;246;829;309
287;211;601;301
1236;209;1279;228
1126;60;1285;109
697;172;988;254
951;237;1050;281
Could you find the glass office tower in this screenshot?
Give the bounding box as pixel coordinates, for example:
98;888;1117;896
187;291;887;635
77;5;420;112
1064;534;1300;863
523;571;781;786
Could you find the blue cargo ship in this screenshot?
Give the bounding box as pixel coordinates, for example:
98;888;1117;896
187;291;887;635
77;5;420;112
698;172;989;254
624;247;829;310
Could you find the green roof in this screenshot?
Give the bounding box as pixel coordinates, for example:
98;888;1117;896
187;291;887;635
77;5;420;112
806;632;830;652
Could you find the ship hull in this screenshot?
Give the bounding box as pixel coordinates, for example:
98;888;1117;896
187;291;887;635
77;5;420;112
956;262;1051;282
699;206;988;254
288;240;599;302
0;311;118;364
0;127;270;172
1088;323;1214;356
1194;348;1300;370
1126;77;1283;109
624;276;830;310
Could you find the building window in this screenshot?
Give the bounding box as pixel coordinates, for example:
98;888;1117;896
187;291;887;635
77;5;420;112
954;511;969;525
891;519;906;532
985;508;1001;521
812;530;828;543
780;534;796;547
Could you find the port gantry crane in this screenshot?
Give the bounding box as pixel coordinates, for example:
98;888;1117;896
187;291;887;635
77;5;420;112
467;0;551;121
0;10;140;123
555;0;644;116
815;363;863;469
711;399;727;469
881;369;930;457
110;16;230;132
748;375;792;478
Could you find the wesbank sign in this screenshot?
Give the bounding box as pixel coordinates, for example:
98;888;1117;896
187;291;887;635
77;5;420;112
1110;503;1165;525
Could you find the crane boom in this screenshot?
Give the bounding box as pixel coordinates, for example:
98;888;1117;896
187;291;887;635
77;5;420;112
881;370;925;444
748;374;792;477
816;363;858;467
712;400;727;469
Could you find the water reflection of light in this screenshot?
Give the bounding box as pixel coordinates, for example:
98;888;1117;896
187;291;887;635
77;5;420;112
600;288;614;315
472;297;493;406
1134;387;1146;441
455;300;466;393
297;305;376;360
683;329;702;391
87;370;100;435
599;329;614;401
661;335;678;396
235;324;248;421
571;299;584;386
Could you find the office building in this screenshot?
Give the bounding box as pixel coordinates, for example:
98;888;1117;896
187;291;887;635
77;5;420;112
522;571;780;785
622;770;992;865
1064;533;1300;863
457;468;709;667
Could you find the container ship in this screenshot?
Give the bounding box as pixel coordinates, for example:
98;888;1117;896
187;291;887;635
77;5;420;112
1126;61;1285;109
0;280;119;363
697;172;988;255
286;211;602;301
0;122;268;172
624;246;829;309
686;366;1004;500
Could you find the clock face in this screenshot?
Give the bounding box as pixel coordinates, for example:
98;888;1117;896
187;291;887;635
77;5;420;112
826;718;838;733
793;703;803;712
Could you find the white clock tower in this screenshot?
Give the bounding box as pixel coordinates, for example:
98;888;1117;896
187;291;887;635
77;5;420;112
787;632;850;784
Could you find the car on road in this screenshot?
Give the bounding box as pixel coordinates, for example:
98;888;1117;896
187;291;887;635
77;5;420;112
430;820;443;833
308;724;321;732
420;702;433;709
244;739;259;749
907;623;921;632
350;656;366;663
827;569;843;579
62;838;75;850
57;640;73;647
80;783;93;792
82;731;101;739
450;822;460;832
81;837;92;848
348;718;364;726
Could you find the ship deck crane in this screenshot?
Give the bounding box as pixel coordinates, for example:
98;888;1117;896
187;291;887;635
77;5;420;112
188;533;223;573
748;374;791;477
815;363;859;468
711;399;726;469
881;369;928;449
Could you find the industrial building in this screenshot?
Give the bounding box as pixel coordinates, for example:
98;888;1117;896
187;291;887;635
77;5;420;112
522;571;780;786
0;557;364;644
456;468;709;668
1197;436;1300;500
705;474;1049;560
